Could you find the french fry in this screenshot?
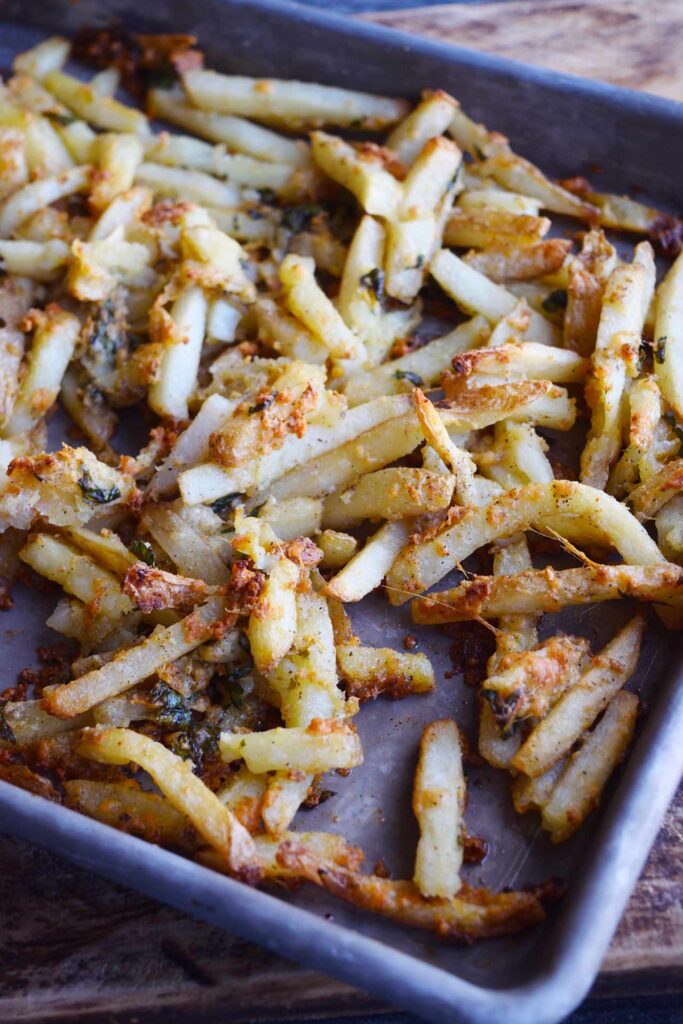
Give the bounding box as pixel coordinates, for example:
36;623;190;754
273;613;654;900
147;88;308;166
77;727;260;881
68;232;153;302
581;243;655;489
42;597;225;718
0;238;69;281
44;70;150;135
387;480;664;605
4;699;90;746
324;520;411;603
135;161;239;207
413;719;466;898
276;841;545;940
311;131;403;219
337;644;434;701
480;635;589;732
322;467;454;530
512;617;644;778
386;90;458;165
64;778;200;853
220;720;362;773
478;536;537;768
248;556;299;673
445;341;587;387
444;208;550;249
337;215;421;365
412;563;683;624
628;458;683;522
608;375;662;498
463;240;572;283
141;505;230;584
511;759;567;815
148;285;208;421
268;382;558;504
0;164;90;238
19;532;133;621
13;36;70;80
279;254;364;361
184;69;408;131
90;132;144;211
342;316;487;407
413;388;477;505
430;249;560;345
541;691;638;842
656;495;683;562
317;529;359;570
448;106;596;220
654;250;683;421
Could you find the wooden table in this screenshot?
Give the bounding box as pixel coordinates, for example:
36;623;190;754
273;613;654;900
2;3;682;1021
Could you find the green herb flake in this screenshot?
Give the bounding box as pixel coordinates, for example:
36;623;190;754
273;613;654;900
150;683;193;730
655;336;667;364
130;538;156;566
248;392;277;415
542;289;568;314
77;470;120;505
394;369;424;387
258;188;278;206
280;204;322;234
665;411;683;454
50;112;76;127
410;255;425;271
211;492;245;518
359;267;385;301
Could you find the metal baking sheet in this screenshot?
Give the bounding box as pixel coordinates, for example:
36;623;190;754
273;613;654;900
1;2;682;1021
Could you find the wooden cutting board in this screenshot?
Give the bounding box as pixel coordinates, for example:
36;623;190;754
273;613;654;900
1;3;682;1020
364;0;683;103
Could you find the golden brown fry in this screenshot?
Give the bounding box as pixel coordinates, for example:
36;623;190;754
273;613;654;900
463;239;571;283
412;563;683;623
276;841;546;941
480;634;589;731
122;562;211;613
337;644;434;701
77;727;260;882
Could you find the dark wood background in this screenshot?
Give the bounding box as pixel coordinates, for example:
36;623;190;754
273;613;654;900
1;2;682;1022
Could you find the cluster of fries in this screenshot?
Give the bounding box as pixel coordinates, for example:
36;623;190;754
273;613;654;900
0;29;681;943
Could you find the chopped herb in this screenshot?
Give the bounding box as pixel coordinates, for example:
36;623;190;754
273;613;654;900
171;720;221;771
150;683;194;730
249;392;277;415
447;161;463;190
143;63;178;90
394;369;424;386
77;470;120;505
238;631;251;654
542;289;568;314
655;336;667;363
251;502;266;517
258;188;278;205
281;203;322;234
473;145;486;161
410;255;425;271
211;492;245;518
239;257;251;272
359;267;385;301
246;206;265;220
665;411;683;454
213;662;253;710
0;702;15;745
130;538;156;566
317;788;336;804
50;112;76;127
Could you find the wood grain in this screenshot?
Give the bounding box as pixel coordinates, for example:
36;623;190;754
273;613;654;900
364;0;683;102
0;789;679;1021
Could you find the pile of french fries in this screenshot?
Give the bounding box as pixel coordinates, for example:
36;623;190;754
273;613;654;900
0;29;681;942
